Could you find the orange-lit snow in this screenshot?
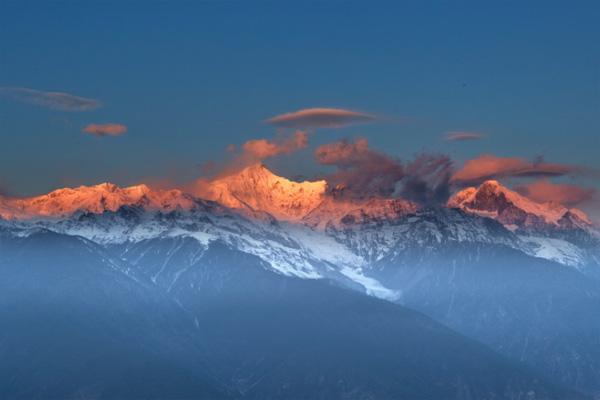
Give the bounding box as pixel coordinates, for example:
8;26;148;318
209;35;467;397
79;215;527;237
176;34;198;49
448;180;590;226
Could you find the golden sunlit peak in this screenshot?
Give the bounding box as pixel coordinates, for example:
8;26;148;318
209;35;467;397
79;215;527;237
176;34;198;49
199;163;327;221
481;180;501;187
94;182;120;191
0;181;193;220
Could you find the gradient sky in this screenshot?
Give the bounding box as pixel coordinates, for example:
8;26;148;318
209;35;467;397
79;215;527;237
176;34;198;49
1;1;599;215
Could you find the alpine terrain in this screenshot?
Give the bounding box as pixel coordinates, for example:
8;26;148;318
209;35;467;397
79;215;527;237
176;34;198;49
1;164;599;399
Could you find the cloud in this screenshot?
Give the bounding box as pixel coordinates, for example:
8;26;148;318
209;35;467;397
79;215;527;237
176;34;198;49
315;138;371;167
200;131;309;180
83;123;127;137
315;138;404;198
266;108;375;129
242;130;308;159
515;179;595;207
0;87;101;111
451;154;578;184
443;131;485;141
398;154;454;205
315;139;457;203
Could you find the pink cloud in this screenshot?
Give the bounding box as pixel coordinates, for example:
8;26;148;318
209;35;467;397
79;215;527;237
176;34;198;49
196;131;309;181
451;154;577;184
83;123;127;137
515;179;595;207
443;131;485;141
266;108;375;129
242;130;308;159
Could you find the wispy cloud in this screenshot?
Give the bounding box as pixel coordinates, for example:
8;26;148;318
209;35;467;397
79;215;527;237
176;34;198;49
514;179;595;207
451;154;580;184
0;87;101;111
83;123;127;137
443;131;485;141
266;108;375;129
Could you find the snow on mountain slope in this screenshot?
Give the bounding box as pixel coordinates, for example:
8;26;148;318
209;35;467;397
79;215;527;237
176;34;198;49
0;183;195;220
199;163;327;221
519;235;588;267
0;167;401;299
323;207;521;263
0;197;398;300
302;195;418;230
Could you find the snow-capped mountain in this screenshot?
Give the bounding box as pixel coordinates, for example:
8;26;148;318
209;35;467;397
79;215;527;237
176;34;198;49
447;180;600;270
0;182;196;220
165;163;417;228
2;165;600;395
0;194;395;299
448;180;593;233
1;166;598;285
199;163;327;221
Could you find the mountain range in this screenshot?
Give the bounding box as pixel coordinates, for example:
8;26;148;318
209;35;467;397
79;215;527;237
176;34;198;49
1;163;599;399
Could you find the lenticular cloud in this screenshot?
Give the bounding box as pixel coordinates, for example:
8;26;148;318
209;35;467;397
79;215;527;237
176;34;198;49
266;108;375;129
0;87;101;111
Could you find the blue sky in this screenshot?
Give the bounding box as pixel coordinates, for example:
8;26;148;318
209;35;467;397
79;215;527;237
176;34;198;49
0;1;599;215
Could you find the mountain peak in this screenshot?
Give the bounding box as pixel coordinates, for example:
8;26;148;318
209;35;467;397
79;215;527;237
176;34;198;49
242;162;270;173
95;182;150;193
480;179;502;189
236;162;291;183
94;182;120;191
200;163;328;221
448;180;590;229
0;182;193;220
